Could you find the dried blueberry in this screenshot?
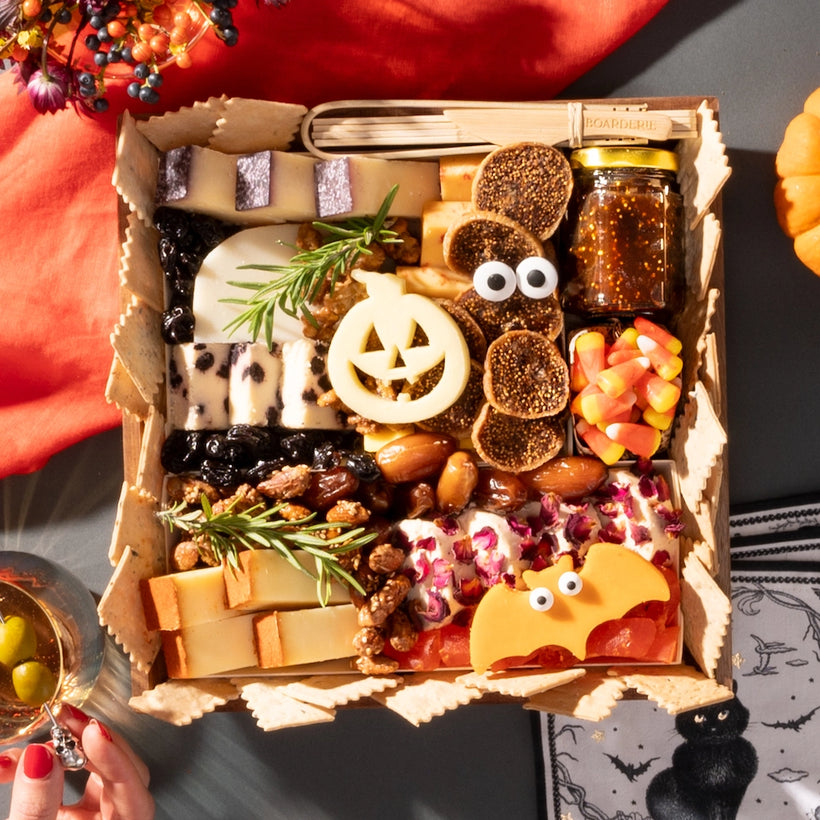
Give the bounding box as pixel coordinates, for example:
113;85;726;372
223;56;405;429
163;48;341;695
200;459;244;488
246;458;286;484
280;432;320;465
205;433;252;465
312;441;340;471
343;452;380;482
161;430;207;474
161;304;195;344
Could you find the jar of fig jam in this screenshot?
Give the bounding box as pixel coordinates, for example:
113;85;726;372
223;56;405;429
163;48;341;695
561;147;685;319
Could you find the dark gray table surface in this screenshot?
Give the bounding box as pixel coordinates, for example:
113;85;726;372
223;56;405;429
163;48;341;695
2;0;819;817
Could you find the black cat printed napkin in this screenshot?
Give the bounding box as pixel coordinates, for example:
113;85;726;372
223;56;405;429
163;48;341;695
538;503;820;819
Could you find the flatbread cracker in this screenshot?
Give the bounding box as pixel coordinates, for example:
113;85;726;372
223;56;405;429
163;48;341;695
209;98;307;154
524;671;627;721
676;101;732;229
99;505;166;672
234;679;336;730
622;665;733;715
136;406;166;500
108;482;162;566
105;353;150;419
457;667;586;699
136;96;229;151
671;380;726;513
675;287;720;400
112;111;160;227
278;674;401;709
685;211;722;303
110;295;164;406
129;679;240;725
370;671;482;726
120;211;163;313
681;551;731;678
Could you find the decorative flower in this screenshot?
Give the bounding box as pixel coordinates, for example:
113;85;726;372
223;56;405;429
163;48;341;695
0;0;290;114
26;60;70;112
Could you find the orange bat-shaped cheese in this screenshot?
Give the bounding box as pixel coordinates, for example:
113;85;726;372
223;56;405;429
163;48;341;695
469;542;671;673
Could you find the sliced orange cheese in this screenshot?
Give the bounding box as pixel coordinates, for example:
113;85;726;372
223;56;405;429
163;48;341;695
469;543;672;673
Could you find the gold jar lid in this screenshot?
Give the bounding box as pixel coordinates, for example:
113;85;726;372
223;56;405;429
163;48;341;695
569;146;679;173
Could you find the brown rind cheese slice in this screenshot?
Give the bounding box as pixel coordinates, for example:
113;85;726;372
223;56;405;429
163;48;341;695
471;142;573;240
483;330;569;418
472;403;565;472
443;210;543;276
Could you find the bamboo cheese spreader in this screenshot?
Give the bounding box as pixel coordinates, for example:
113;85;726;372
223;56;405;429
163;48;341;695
301;99;699;159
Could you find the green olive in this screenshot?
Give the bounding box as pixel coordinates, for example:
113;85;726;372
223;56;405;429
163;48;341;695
0;616;37;668
12;660;57;707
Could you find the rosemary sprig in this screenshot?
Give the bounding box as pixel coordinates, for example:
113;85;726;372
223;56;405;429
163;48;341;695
158;495;375;606
220;184;401;349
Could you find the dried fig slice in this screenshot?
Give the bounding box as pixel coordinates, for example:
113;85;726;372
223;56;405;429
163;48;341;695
471;142;573;240
483;330;569;418
412;359;486;437
443;210;543;277
456;286;563;343
435;298;487;361
471;402;565;473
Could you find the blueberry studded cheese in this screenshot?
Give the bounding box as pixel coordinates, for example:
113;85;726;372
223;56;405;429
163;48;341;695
280;338;344;430
228;342;283;427
167;343;232;430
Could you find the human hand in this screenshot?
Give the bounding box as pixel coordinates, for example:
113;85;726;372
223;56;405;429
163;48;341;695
0;705;153;820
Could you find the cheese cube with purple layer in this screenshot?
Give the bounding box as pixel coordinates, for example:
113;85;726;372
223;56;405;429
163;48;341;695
314;156;441;219
235;151;318;223
228;342;283;427
167;343;231;430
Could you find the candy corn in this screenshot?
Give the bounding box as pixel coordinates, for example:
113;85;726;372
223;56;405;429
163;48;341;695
636;335;683;381
571;331;606;391
634;372;681;414
634;316;683;355
605;422;662;458
576;419;626;465
595;357;650;398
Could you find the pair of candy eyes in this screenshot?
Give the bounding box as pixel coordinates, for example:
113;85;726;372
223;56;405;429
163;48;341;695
529;572;583;611
474;257;559;302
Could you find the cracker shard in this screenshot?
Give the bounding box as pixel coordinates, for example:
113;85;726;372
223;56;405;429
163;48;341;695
681;551;731;678
523;671;627;721
129;679;240;726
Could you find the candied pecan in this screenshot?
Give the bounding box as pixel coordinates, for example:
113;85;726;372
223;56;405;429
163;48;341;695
276;502;313;522
166;476;220;505
358;574;412;627
353;626;385;658
326;499;371;526
354;654;399;676
356;243;387;271
297;222;322;251
367;543;405;575
170;540;200;572
256;464;312;500
212;483;264;514
387;609;418;653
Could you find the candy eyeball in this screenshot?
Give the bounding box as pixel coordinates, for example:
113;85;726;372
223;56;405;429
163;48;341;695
529;586;555;612
474;261;517;302
516;257;559;299
557;571;583;597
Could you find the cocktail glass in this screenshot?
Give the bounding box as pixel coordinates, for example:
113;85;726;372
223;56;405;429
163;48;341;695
0;552;105;756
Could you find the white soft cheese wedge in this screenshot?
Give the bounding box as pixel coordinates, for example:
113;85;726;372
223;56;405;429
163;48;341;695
224;549;349;610
253;604;359;668
156;145;240;221
161;612;259;678
141;566;236;631
279;338;344;429
166;342;231;430
192;224;305;344
314;155;440;219
228;342;283;426
235;150;318;223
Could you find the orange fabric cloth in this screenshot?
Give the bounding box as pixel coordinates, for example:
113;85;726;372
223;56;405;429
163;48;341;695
0;0;668;478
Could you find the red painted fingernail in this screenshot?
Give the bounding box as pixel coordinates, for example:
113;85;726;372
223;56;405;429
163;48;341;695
91;719;113;742
61;703;91;725
0;754;14;770
23;745;53;780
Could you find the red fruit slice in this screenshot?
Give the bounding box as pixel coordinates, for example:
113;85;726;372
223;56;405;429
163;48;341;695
438;624;471;667
586;617;658;659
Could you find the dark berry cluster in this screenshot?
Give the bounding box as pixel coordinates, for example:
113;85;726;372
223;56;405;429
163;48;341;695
154;207;238;344
209;0;239;46
161;426;371;488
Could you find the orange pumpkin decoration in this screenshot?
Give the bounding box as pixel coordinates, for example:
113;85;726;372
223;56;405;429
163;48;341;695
774;86;820;276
